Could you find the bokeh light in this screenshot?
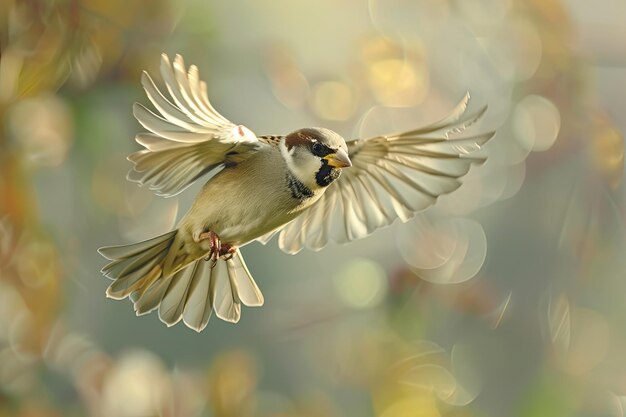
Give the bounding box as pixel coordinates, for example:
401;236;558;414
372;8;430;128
333;258;388;309
397;215;487;285
513;94;561;152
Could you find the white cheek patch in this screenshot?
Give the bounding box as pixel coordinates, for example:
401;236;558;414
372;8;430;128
294;155;323;188
280;142;299;180
279;141;293;162
280;142;324;189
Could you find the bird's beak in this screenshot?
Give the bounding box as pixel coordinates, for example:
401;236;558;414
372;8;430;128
324;148;352;168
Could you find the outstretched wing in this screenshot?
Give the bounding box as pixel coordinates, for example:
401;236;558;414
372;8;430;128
272;93;495;254
127;54;263;197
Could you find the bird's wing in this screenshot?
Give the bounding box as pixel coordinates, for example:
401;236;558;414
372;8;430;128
127;54;263;197
272;93;496;254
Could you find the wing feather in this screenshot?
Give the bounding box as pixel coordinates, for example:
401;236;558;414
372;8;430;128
127;54;263;197
141;72;200;132
276;94;495;253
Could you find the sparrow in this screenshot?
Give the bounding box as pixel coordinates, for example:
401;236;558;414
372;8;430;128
99;54;495;332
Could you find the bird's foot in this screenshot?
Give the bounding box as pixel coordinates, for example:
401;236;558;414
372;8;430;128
199;231;220;263
198;231;236;266
221;245;236;261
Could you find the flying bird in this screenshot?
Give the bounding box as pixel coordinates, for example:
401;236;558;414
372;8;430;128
99;54;494;332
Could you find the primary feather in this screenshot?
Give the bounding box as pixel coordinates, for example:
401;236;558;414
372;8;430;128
127;54;262;197
270;93;495;254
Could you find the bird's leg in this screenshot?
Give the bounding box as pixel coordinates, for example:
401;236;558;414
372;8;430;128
197;231;236;265
199;231;221;265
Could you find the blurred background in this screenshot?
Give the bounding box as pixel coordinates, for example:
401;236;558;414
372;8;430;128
1;0;625;416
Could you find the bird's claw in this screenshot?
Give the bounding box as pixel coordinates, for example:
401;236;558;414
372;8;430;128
222;246;236;261
198;231;236;267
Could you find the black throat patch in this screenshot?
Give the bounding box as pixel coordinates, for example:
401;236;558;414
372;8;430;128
315;161;341;187
286;172;314;200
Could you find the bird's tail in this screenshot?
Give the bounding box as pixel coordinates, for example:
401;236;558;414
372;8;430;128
98;231;264;331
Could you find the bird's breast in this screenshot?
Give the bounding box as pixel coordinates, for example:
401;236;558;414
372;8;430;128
178;148;318;247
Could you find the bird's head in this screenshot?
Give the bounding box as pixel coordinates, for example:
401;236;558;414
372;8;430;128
280;127;352;190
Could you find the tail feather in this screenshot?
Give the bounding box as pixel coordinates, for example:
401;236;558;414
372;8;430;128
212;260;241;323
101;231;176;300
106;254;162;297
98;231;176;260
133;277;171;316
99;231;264;332
158;261;200;326
108;262;162;300
102;241;170;279
181;260;214;330
227;251;264;307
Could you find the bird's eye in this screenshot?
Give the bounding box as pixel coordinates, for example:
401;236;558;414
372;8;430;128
312;142;324;156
